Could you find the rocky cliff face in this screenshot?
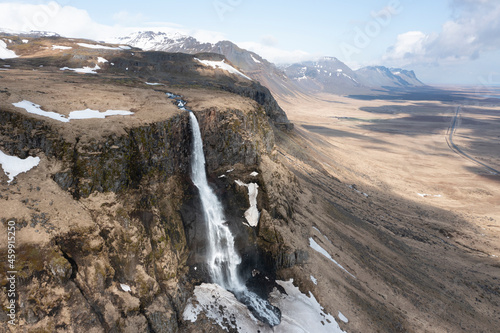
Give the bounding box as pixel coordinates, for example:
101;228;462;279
0;76;298;332
0;109;191;198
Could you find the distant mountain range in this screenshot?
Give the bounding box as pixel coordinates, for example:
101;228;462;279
355;66;424;88
282;57;361;94
114;31;425;96
0;28;60;38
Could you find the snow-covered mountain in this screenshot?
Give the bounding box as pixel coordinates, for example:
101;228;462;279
113;31;211;55
355;66;425;88
283;57;360;94
283;59;425;94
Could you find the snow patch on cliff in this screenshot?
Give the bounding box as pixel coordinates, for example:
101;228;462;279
183;280;348;332
0;150;40;183
235;180;260;227
195;58;252;80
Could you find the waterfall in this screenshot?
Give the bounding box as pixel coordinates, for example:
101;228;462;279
189;111;243;290
188;111;281;327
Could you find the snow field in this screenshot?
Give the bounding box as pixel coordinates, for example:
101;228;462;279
195;58;252;80
12;100;133;122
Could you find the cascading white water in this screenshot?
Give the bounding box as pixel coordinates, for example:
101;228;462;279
189;111;243;290
188;111;281;327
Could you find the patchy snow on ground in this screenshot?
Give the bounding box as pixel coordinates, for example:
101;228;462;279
145;82;164;86
235;180;260;227
417;193;442;198
183;283;268;332
338;311;349;323
348;184;368;197
0;150;40;183
13;100;133;122
52;45;72;50
195;58;252;80
183;281;348;333
312;226;333;245
310;275;318;285
13;100;69;122
120;284;131;292
250;171;259;177
68;109;134;119
60;64;101;74
77;43;128;50
269;280;347;333
97;57;108;63
22;39;29;44
309;238;356;278
0;40;18;59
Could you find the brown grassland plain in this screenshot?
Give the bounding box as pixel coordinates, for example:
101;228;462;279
271;89;500;332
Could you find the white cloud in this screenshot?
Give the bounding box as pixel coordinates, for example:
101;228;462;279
237;41;315;64
0;2;110;39
260;35;278;47
383;0;500;67
0;2;309;63
383;31;431;65
0;2;225;44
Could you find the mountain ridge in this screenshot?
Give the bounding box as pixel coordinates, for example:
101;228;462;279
113;31;299;97
114;31;425;96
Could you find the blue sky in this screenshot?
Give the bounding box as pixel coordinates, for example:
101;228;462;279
1;0;500;85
